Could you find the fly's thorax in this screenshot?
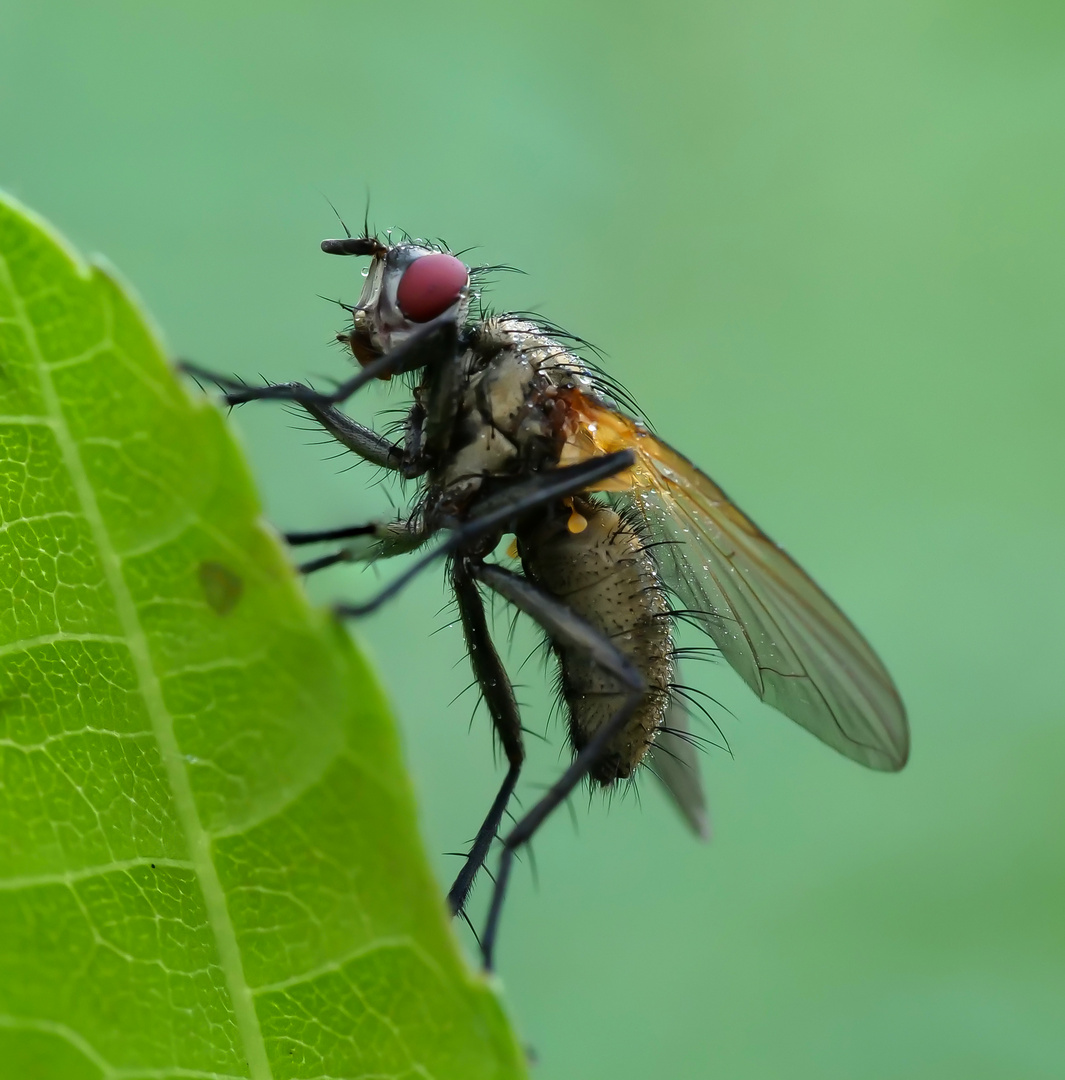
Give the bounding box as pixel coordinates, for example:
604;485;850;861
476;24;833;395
430;320;579;509
518;497;675;785
472;316;599;393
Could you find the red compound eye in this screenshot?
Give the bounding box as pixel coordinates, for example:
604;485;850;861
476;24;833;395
396;252;468;322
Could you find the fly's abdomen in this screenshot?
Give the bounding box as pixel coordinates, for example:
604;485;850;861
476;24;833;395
519;498;674;785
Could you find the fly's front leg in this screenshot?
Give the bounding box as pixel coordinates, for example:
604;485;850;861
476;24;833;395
293;398;427;479
183;350;427;473
299;400;411;474
178;318;457;409
446;557;525;917
470;563;646;971
180;365;414;478
419;336;464;463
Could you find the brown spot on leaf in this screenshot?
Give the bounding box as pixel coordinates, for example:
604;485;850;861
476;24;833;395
198;560;243;615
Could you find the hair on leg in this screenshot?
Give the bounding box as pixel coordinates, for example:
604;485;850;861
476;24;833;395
471;563;646;970
446;556;525;916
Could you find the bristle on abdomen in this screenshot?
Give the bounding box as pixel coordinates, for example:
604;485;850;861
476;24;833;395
518;497;674;784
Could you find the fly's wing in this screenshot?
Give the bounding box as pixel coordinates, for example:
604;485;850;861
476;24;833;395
560;392;909;771
647;685;711;839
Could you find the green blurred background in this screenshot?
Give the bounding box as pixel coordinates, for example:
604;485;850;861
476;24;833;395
3;1;1062;1076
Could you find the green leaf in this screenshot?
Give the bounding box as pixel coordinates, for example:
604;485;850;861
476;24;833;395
0;194;526;1080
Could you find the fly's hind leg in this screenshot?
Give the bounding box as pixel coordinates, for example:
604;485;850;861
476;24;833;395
469;563;646;970
446;557;525;917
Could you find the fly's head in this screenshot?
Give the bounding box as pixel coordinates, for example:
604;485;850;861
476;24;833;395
322;234;471;376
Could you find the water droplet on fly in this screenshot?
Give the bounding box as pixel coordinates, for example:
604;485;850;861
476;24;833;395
361;267;369;278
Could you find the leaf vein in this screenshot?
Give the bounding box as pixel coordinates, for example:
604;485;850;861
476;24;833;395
0;631;126;659
0;249;274;1080
0;857;195;892
250;936;441;997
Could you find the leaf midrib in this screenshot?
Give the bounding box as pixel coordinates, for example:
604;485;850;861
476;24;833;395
0;250;273;1080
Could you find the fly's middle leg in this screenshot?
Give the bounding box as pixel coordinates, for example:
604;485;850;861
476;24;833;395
335;450;637;618
285;516;434;574
469;562;646;971
446;557;525;918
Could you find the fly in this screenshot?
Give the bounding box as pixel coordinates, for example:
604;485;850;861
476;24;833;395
183;224;909;970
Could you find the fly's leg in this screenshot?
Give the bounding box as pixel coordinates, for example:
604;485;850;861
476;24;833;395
419;335;464;463
335;449;637;618
285;524;383;545
446;557;524;917
179;319;458;409
294;550;353;575
286;516;435;574
295;402;414;474
182;359;424;478
283;397;430;568
469;563;646;971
